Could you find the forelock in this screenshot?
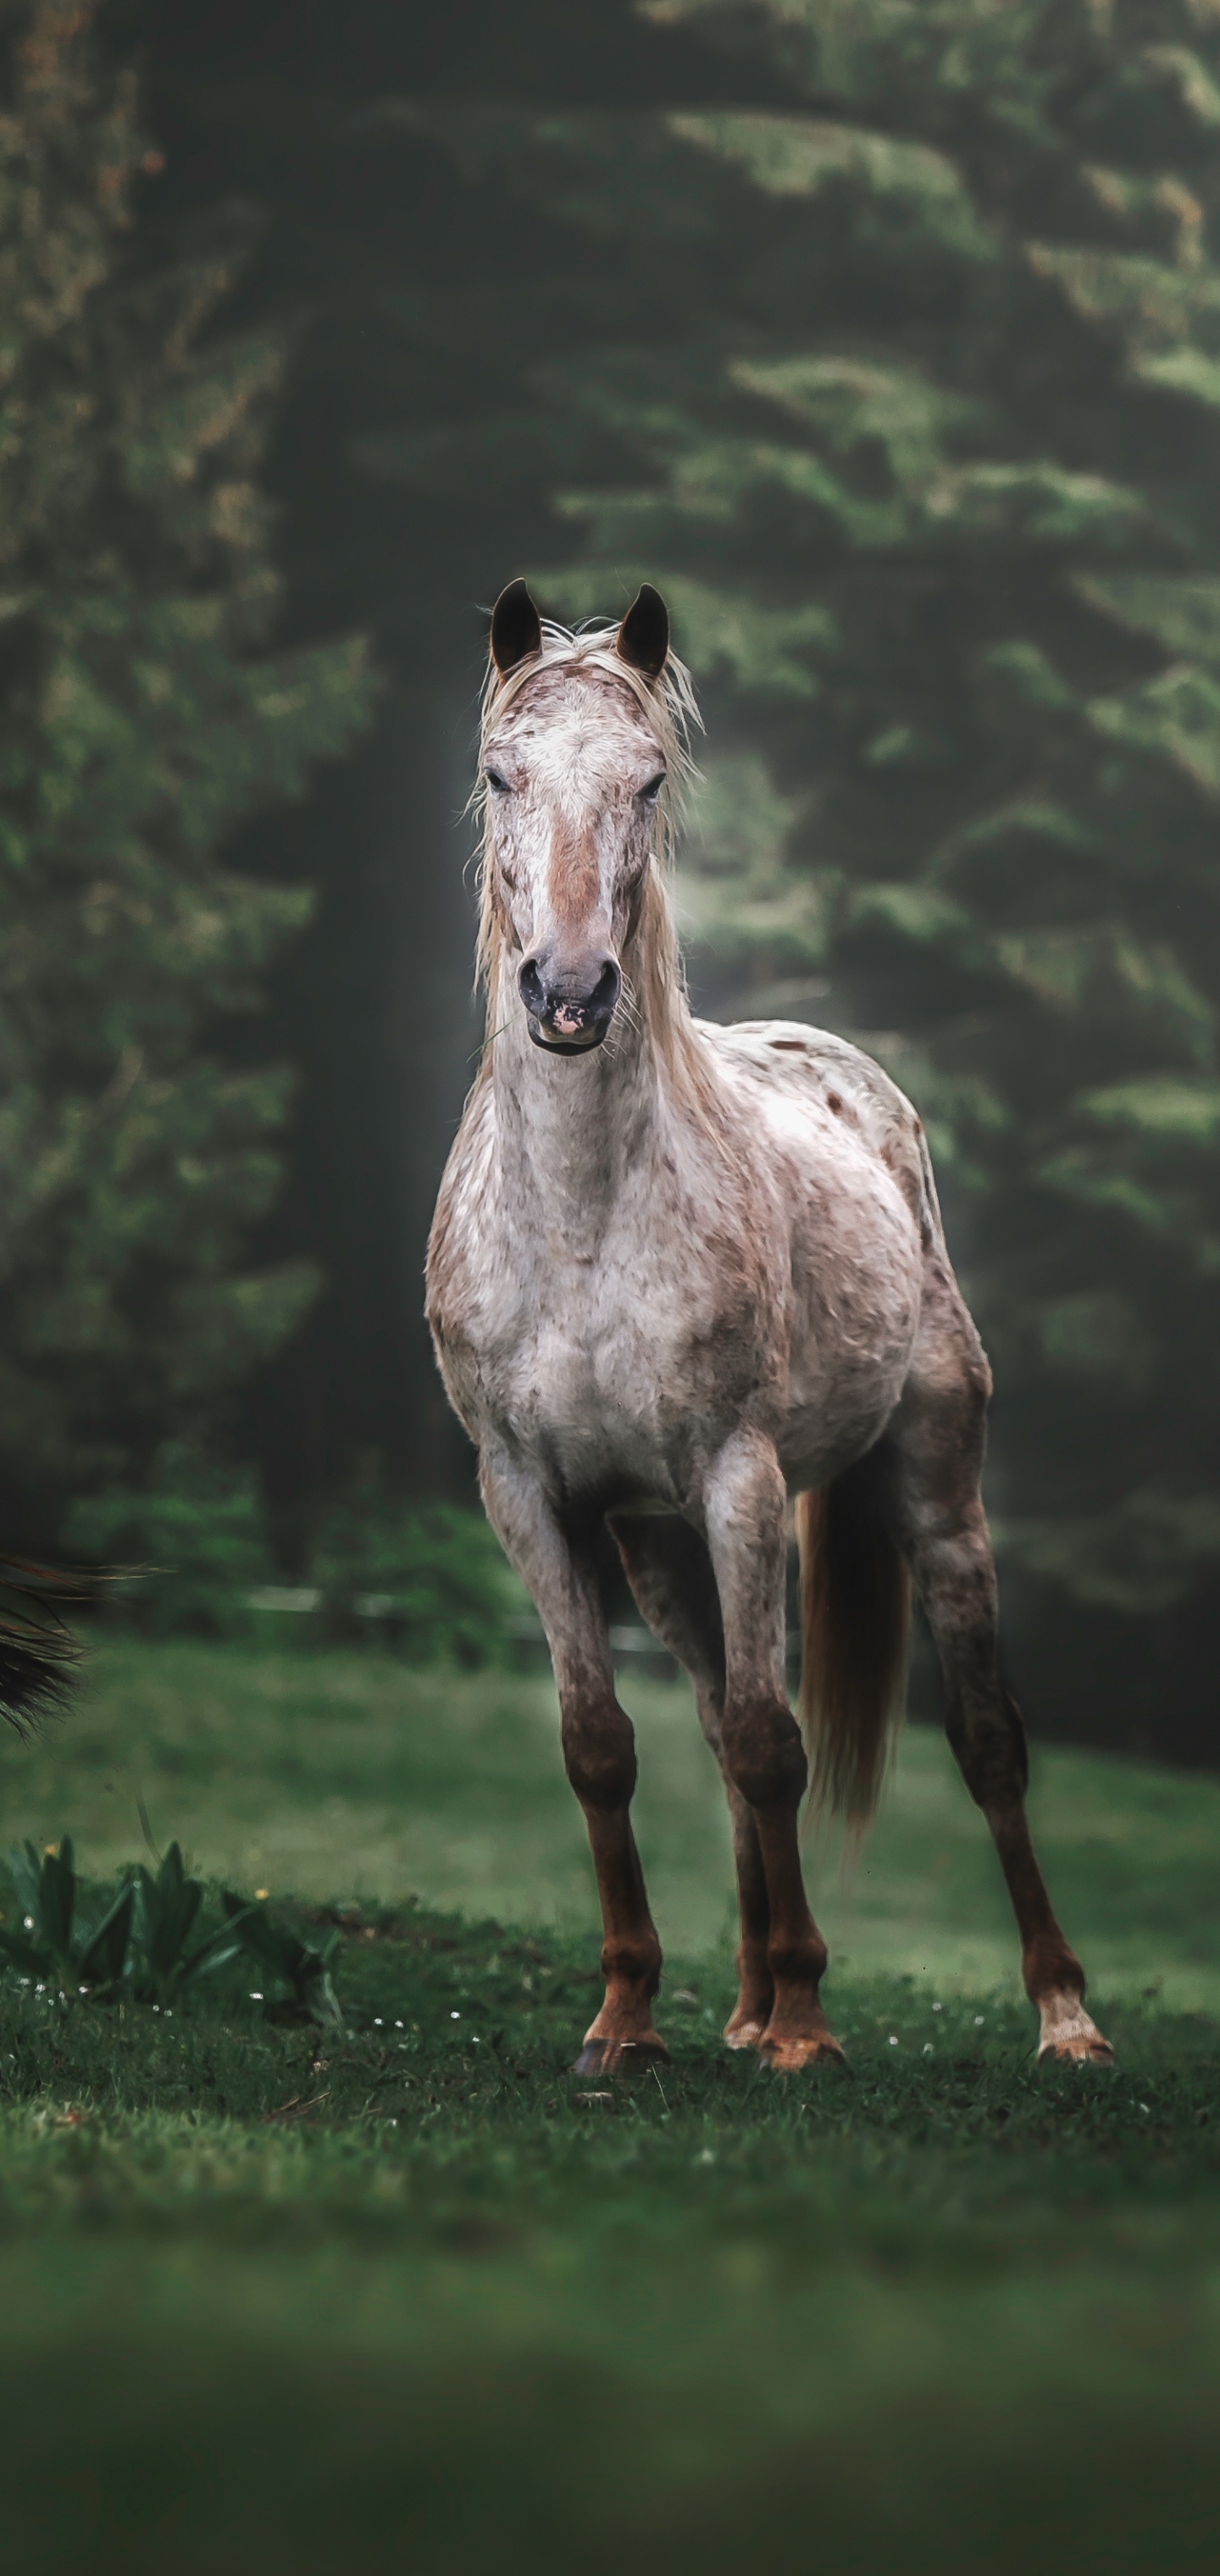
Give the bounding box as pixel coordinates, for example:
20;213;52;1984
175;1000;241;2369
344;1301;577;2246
479;618;701;805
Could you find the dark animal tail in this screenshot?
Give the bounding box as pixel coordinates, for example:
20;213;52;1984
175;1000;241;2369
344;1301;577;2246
0;1558;101;1734
796;1470;912;1828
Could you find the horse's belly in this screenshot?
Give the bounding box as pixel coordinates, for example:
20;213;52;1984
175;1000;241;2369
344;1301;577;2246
778;1148;924;1483
777;1365;908;1488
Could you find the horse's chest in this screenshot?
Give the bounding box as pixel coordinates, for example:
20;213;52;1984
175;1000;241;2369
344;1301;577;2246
507;1274;691;1472
463;1226;736;1491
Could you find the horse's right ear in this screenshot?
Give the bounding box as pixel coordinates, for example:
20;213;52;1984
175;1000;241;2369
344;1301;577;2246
490;579;543;677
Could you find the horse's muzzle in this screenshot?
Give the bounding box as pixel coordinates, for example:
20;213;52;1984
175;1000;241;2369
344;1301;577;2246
518;956;621;1055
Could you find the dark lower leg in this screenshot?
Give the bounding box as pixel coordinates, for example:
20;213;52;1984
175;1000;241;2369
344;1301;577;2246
980;1792;1110;2057
702;1437;842;2070
749;1797;841;2071
720;1690;840;2072
613;1513;772;2046
981;1785;1083;2001
881;1324;1115;2063
574;1804;665;2073
920;1513;1112;2062
560;1690;666;2074
724;1783;774;2046
474;1465;668;2074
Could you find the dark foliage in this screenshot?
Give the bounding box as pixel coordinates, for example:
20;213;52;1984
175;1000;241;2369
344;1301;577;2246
0;2;375;1524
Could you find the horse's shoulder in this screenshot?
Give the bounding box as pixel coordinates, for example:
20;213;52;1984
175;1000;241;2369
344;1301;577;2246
426;1078;495;1305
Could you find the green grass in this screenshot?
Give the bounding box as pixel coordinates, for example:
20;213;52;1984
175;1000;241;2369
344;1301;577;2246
2;1640;1220;2571
16;1636;1220;2001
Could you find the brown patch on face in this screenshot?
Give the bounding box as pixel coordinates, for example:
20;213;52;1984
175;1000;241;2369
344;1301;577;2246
546;818;602;935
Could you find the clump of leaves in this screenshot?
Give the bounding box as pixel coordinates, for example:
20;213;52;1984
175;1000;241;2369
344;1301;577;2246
0;1835;346;2024
0;1839;133;1996
130;1844;253;2007
222;1894;343;2029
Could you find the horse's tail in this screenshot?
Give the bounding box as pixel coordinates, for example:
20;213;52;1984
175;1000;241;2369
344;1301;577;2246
0;1558;100;1734
796;1469;911;1827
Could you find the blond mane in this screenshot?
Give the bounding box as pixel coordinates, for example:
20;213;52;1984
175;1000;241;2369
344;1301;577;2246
473;619;721;1118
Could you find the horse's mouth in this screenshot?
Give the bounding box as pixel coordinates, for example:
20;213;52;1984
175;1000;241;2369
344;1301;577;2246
526;1013;608;1056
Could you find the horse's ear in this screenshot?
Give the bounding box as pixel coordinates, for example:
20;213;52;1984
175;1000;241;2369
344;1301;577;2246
490;578;542;676
616;584;669;680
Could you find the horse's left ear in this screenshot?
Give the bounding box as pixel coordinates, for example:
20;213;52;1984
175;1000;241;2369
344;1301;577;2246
616;584;669;680
490;579;543;677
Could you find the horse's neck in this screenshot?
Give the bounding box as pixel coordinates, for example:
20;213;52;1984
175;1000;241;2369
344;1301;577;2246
490;959;661;1226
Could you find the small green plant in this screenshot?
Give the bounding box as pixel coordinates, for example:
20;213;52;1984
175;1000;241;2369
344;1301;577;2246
130;1845;253;2007
0;1839;134;1996
222;1894;343;2028
0;1836;281;2010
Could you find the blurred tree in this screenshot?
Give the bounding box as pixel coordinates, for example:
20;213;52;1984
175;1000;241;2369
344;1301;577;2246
0;0;374;1524
391;0;1220;1657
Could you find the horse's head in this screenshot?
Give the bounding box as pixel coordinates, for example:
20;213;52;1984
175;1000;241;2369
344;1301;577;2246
481;581;672;1055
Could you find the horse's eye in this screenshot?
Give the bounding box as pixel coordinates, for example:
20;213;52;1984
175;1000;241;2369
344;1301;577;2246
485;768;510;794
640;773;666;802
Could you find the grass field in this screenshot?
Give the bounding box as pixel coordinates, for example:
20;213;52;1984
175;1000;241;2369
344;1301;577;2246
2;1640;1220;2572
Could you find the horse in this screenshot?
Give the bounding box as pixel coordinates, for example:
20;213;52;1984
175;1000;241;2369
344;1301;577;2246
426;578;1113;2075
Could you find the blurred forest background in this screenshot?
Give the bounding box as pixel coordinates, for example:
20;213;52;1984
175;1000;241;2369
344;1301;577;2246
2;0;1219;1759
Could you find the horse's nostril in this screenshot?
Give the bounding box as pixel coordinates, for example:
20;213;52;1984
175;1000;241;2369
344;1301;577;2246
591;960;621;1018
518;958;547;1017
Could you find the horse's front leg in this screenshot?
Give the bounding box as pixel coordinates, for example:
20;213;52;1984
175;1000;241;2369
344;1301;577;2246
703;1431;845;2074
479;1449;667;2074
611;1511;774;2047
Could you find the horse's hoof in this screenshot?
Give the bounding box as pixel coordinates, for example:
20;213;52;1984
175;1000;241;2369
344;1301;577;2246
1039;2034;1117;2067
1037;1996;1115;2066
573;2034;670;2076
760;2031;847;2075
724;2016;768;2051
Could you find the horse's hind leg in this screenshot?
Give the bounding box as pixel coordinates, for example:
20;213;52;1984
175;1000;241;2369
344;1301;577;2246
889;1307;1113;2064
479;1448;666;2074
612;1513;774;2047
